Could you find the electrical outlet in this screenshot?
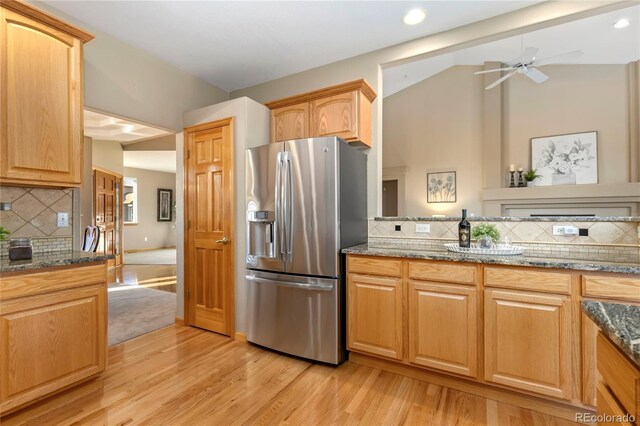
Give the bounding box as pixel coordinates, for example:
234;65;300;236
552;225;579;236
56;212;69;227
395;225;401;232
0;202;11;211
415;223;430;233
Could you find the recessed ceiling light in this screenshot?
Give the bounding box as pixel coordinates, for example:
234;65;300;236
614;18;630;29
404;9;426;26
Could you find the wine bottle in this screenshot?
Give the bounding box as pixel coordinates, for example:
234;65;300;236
458;209;471;248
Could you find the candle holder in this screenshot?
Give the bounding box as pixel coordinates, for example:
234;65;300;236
508;171;517;188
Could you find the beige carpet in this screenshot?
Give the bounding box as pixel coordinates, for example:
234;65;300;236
124;249;176;265
108;287;176;346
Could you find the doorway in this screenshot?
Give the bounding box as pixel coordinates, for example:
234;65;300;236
382;179;399;217
84;109;178;345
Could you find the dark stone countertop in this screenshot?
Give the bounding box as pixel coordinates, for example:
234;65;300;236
342;244;640;275
582;301;640;368
0;251;114;274
373;216;640;222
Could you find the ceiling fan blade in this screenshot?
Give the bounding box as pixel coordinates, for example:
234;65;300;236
485;70;518;90
474;67;515;75
525;67;549;83
511;47;539;65
535;50;584;66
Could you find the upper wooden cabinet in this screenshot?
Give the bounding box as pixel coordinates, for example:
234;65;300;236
0;1;93;188
265;79;376;147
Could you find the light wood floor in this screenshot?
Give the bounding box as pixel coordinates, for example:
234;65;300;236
108;264;177;293
2;325;579;425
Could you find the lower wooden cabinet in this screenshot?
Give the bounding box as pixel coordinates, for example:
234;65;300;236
597;383;634;426
408;281;477;377
484;289;573;400
0;265;107;414
347;273;403;360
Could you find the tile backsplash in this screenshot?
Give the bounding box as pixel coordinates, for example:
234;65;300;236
368;218;640;263
0;187;73;238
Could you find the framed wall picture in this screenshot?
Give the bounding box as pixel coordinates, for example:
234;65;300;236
427;171;456;203
157;188;173;222
531;131;598;186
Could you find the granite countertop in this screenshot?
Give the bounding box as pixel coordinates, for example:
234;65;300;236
582;301;640;368
342;243;640;275
1;251;114;274
373;216;640;222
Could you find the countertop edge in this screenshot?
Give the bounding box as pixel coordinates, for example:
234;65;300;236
1;253;114;274
342;245;640;274
581;301;640;368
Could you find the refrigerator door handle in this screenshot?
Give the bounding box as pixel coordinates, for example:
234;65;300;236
275;152;284;260
246;275;333;291
284;152;293;261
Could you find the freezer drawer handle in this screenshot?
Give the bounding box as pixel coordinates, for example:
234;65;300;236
246;275;333;291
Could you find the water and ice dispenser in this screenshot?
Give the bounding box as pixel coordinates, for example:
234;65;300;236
247;210;276;258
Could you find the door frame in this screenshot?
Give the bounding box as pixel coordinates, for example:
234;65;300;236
92;166;124;268
183;117;235;335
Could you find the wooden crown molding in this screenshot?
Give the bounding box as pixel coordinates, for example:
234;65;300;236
1;0;94;42
264;79;377;110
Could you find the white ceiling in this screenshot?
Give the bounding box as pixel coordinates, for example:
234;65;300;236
84;110;171;143
42;1;540;92
124;151;177;174
384;5;640;97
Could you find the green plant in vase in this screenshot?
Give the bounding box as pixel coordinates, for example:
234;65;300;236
0;226;10;241
523;169;542;187
471;224;500;249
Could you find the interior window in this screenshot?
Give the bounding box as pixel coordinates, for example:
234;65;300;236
123;177;137;224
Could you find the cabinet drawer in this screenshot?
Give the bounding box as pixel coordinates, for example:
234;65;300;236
597;332;640;420
597;383;634;426
408;261;475;285
484;266;571;294
583;275;640;303
348;256;402;278
0;264;107;301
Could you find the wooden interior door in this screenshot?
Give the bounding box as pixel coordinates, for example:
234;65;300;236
185;118;234;336
94;169;118;268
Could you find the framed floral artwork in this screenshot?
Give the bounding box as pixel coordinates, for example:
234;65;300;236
427;171;456;203
531;131;598;186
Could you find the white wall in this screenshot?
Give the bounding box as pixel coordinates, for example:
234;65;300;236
30;1;229;132
177;97;270;329
92;140;124;175
123;167;176;251
229;1;627;218
383;66;484;216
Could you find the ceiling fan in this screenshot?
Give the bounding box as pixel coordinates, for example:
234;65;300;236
475;47;584;90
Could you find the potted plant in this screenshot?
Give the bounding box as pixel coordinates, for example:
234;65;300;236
471;223;500;249
0;226;9;241
523;169;542;187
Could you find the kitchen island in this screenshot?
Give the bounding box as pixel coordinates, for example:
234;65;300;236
0;252;111;415
342;244;640;422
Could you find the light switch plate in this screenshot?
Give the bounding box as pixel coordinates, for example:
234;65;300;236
57;212;69;227
415;223;430;233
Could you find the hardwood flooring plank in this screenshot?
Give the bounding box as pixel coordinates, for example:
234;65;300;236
2;326;581;426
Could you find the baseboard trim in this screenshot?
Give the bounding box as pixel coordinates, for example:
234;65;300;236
348;352;592;423
125;246;176;254
234;332;247;342
175;317;185;325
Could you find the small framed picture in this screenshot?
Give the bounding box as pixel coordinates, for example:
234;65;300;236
427;171;456;203
531;131;598;186
157;188;173;222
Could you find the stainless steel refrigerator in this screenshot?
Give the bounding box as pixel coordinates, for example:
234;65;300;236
246;136;367;364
